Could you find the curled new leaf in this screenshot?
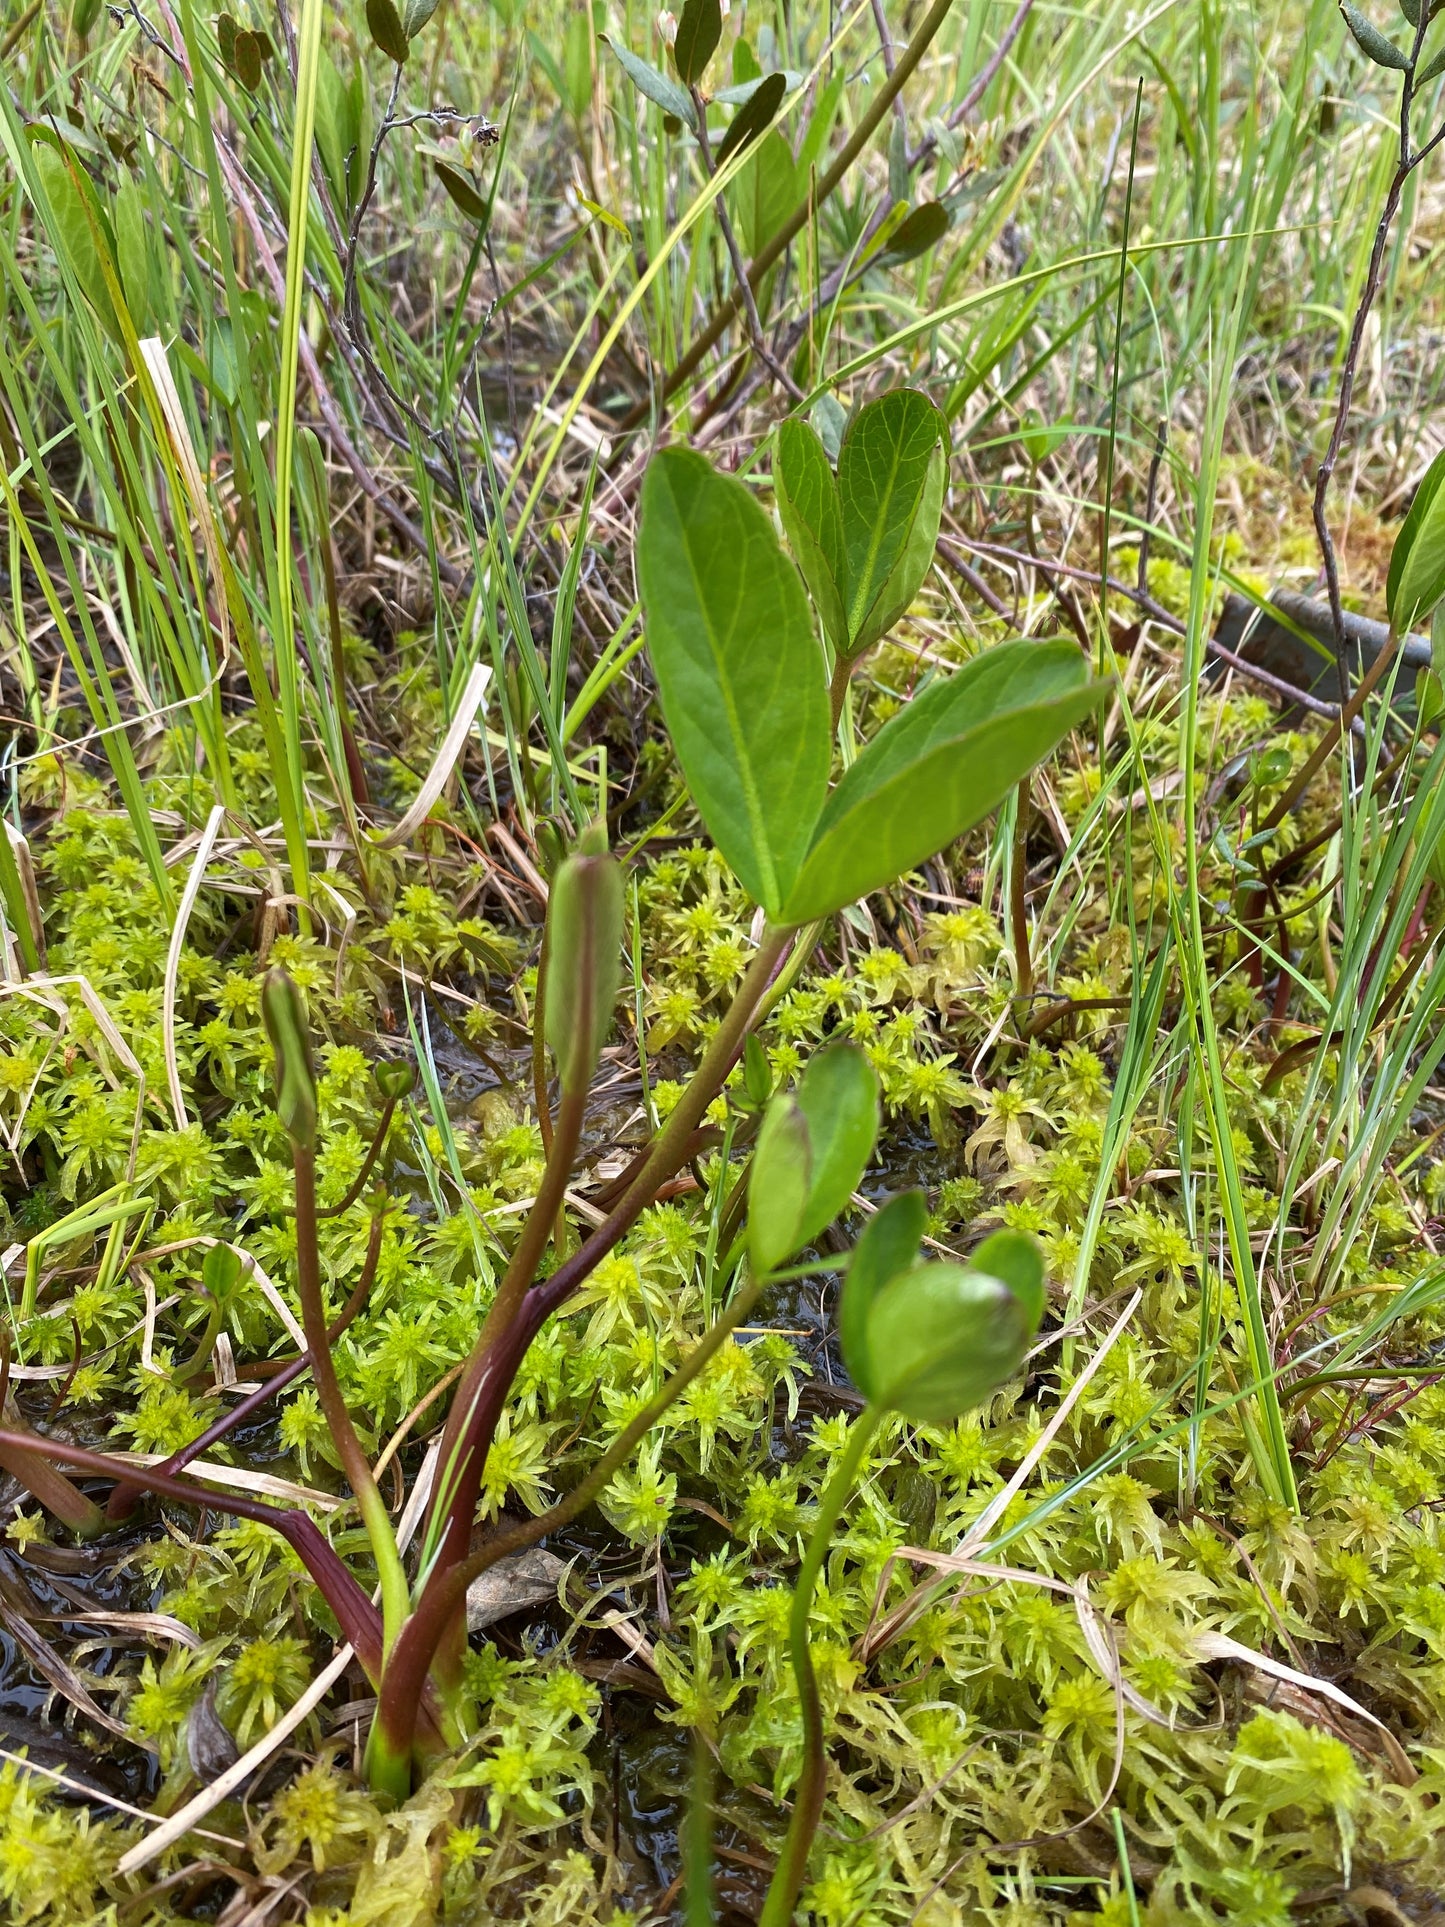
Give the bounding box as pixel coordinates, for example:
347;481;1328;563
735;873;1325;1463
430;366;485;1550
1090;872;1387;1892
838;1191;928;1401
545;844;625;1097
860;1232;1045;1424
748;1044;879;1272
261;967;318;1150
374;1060;417;1102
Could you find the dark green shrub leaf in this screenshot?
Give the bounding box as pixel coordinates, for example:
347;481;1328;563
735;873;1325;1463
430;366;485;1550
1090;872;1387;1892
231;27;263;87
749;1045;879;1272
774;419;848;654
261;967;318;1150
714;69;787;167
601;36;696;128
865;1254;1041;1425
216;10;237;64
1389;447;1445;634
839;388;945;655
839;1191;927;1401
1340;2;1409;65
1418;41;1445;83
435;160;488;222
366;0;410;65
637;448;829;917
401;0;440;37
545;846;625;1097
875;200;950;266
778;639;1097;923
672;0;721;84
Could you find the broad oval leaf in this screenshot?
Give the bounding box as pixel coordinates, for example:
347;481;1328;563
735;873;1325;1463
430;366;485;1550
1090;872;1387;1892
1341;1;1409;64
638;448;830;916
839;1190;927;1401
1389;447;1445;636
837;388;945;655
365;0;409;63
851;439;944;655
714;68;787;168
601;35;697;128
866;1259;1039;1425
672;0;721;84
778;639;1096;924
775;418;848;654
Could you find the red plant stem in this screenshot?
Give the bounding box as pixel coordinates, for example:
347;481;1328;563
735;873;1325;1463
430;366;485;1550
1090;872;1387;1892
377;927;792;1765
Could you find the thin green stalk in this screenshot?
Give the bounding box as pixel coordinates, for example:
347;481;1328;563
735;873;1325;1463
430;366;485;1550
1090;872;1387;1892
760;1403;884;1927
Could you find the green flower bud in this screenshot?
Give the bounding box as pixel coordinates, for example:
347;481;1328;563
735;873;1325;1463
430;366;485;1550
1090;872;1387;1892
544;848;625;1097
373;1060;417;1103
260;966;318;1150
748;1044;879;1273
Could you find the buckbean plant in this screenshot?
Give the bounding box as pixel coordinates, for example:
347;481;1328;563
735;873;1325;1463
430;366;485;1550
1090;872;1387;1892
0;396;1087;1896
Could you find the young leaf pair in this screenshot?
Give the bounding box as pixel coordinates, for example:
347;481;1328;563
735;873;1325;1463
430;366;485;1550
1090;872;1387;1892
637;399;1099;932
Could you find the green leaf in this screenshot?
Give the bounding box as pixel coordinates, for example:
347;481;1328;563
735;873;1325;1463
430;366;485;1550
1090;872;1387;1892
562;6;594;121
401;0;439;36
545;847;625;1096
365;0;410;64
874;199;950;266
231;27;263;87
838;388;945;654
731;126;797;260
851;440;944;655
779;639;1097;923
749;1100;812;1273
1390;448;1445;634
968;1230;1046;1334
601;35;696;128
866;1260;1037;1425
1418;40;1445;83
637;448;830;916
839;1192;927;1400
111;176;149;332
714;68;787;168
1340;2;1410;65
672;0;721;85
748;1045;879;1273
30;138;118;340
774;418;848;655
435;160;488;223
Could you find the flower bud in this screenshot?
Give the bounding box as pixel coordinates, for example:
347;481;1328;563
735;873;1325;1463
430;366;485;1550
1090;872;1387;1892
261;966;318;1150
544;847;625;1097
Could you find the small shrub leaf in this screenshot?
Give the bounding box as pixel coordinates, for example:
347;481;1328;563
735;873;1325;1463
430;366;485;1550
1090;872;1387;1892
434;160;488;223
1389;447;1445;634
774;418;848;654
365;0;410;63
749;1045;878;1272
601;36;697;128
838;388;945;655
672;0;721;84
1340;2;1409;65
714;69;787;167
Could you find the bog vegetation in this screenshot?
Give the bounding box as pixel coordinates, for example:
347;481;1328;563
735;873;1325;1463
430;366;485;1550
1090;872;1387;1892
0;0;1444;1921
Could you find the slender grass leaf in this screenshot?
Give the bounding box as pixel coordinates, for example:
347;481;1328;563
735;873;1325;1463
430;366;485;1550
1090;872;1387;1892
672;0;721;84
838;389;945;654
774;418;848;654
714;69;787;167
638;448;829;916
601;36;696;128
779;639;1096;922
1389;447;1445;633
1341;1;1409;64
839;1191;927;1399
